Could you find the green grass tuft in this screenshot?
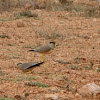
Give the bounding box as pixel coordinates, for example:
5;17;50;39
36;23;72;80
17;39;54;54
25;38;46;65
25;82;49;88
34;82;49;88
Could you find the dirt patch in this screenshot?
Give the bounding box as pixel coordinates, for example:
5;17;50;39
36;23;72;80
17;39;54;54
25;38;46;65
0;0;100;100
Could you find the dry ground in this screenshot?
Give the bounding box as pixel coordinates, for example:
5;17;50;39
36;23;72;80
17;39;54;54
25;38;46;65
0;1;100;100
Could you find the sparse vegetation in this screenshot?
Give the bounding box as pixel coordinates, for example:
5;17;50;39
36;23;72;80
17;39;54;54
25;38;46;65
0;0;14;14
97;66;100;72
0;18;6;22
0;0;99;18
13;75;37;82
68;64;80;70
11;54;21;59
0;70;6;76
34;26;65;40
74;57;81;64
84;61;94;70
0;75;37;82
0;68;6;76
12;56;20;59
62;76;71;83
25;82;49;88
0;0;100;99
59;0;100;18
84;65;92;70
25;76;37;81
7;44;14;46
14;11;38;19
0;96;14;100
0;98;14;100
0;34;11;39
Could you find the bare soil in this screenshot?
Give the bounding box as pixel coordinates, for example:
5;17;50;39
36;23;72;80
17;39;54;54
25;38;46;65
0;2;100;100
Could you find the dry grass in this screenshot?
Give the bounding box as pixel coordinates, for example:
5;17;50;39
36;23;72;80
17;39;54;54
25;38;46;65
0;0;14;14
59;0;100;18
14;11;38;19
0;34;11;39
34;26;65;40
0;0;60;13
25;81;49;88
0;1;100;99
0;0;99;18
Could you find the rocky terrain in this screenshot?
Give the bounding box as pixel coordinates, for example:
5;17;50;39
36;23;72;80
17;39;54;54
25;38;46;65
0;0;100;100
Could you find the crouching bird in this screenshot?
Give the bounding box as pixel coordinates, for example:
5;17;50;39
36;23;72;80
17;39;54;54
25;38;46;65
28;42;56;62
17;62;44;72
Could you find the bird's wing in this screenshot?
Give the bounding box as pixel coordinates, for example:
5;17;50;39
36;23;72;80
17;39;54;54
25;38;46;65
22;62;37;69
35;45;51;53
18;62;44;70
26;62;44;69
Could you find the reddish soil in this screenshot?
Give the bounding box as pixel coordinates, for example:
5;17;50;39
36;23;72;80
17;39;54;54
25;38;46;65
0;7;100;100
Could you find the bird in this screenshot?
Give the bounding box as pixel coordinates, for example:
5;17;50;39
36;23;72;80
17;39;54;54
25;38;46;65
28;42;56;61
17;62;44;72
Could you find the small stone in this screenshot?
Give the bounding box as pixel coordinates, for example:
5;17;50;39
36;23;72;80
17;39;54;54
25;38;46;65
75;93;82;99
52;95;58;100
17;21;25;27
45;94;59;100
93;18;97;22
78;83;100;97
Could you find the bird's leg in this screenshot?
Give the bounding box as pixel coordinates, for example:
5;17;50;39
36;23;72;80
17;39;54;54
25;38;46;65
26;71;32;74
23;70;32;74
41;54;45;62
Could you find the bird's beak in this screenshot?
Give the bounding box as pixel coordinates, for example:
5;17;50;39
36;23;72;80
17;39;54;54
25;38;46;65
55;43;59;47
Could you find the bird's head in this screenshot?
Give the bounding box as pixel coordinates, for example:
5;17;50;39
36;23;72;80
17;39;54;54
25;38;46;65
17;63;22;66
50;41;56;47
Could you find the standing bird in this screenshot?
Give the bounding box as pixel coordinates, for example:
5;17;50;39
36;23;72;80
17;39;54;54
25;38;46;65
28;42;56;61
17;62;44;72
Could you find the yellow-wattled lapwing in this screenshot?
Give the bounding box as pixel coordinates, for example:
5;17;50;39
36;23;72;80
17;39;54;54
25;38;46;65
28;42;56;61
17;62;44;72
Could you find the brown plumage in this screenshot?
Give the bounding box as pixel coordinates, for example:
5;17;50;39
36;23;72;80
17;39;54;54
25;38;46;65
29;42;55;53
17;62;43;71
28;42;56;61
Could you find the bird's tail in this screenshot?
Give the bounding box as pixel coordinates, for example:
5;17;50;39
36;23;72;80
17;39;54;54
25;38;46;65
38;62;44;65
28;50;35;51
